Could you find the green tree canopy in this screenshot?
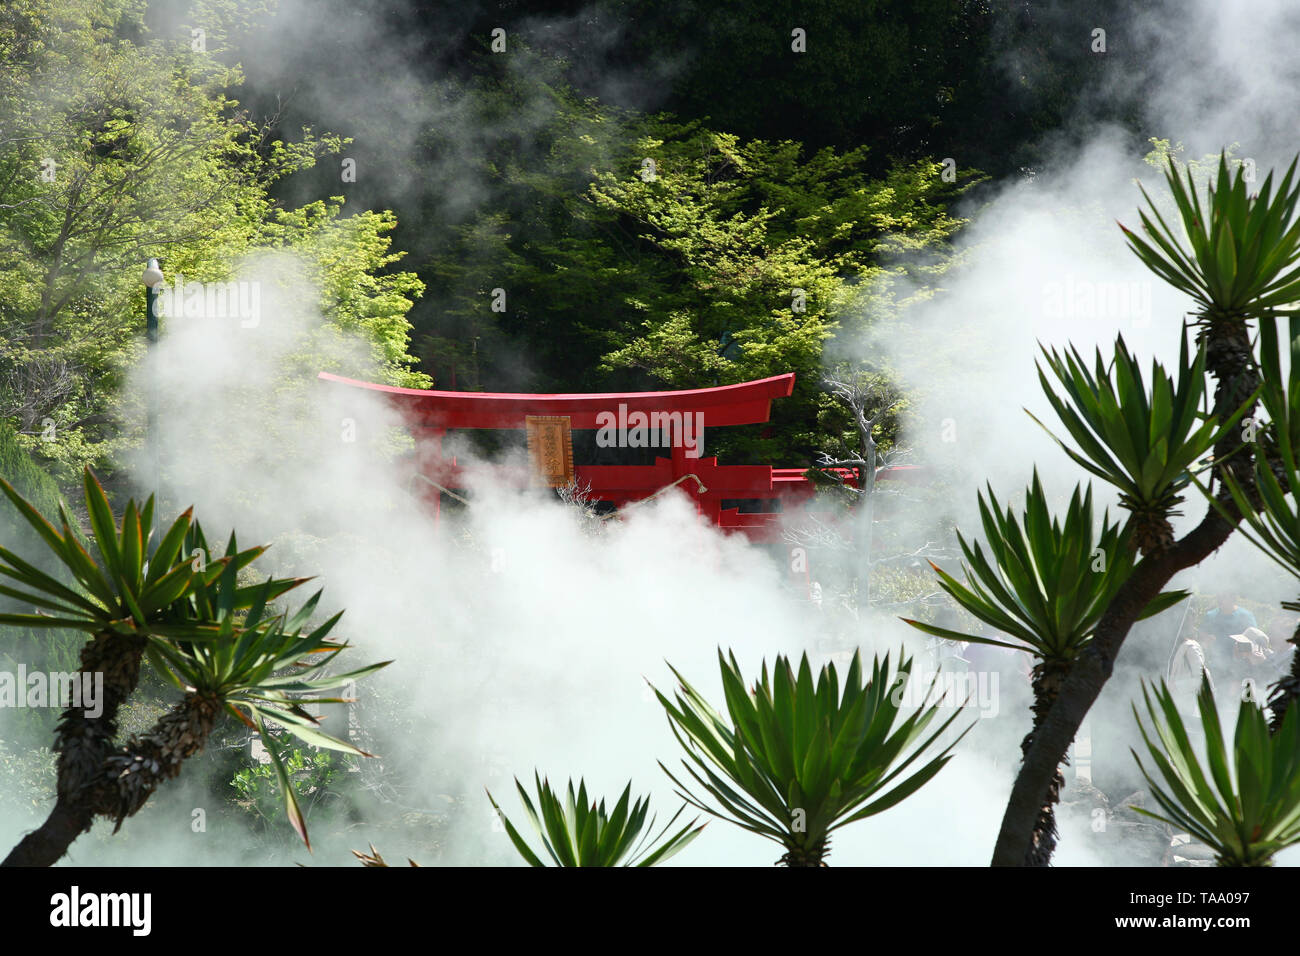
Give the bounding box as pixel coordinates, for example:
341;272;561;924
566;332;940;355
427;93;977;463
0;0;426;479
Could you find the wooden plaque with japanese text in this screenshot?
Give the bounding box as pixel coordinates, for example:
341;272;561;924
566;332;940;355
525;415;575;487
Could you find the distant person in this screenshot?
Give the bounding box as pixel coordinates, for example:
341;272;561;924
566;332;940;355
1201;592;1258;642
1198;593;1268;697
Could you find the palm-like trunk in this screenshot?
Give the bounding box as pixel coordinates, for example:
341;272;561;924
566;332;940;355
57;631;145;793
779;836;830;866
2;632;219;866
3;630;144;866
104;692;220;824
1023;659;1072;866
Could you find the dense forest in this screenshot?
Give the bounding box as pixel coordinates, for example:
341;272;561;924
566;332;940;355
0;0;1163;476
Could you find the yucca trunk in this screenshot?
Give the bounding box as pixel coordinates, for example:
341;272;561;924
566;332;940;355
1;635;220;866
1129;507;1176;555
1202;315;1254;400
1267;615;1300;733
106;692;222;823
3;629;145;867
1203;314;1258;488
1023;659;1072;867
57;631;145;795
779;836;830;867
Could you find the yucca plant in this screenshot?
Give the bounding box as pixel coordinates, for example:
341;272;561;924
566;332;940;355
1119;153;1299;485
903;471;1186;864
654;648;969;866
487;773;703;866
983;154;1300;866
1255;310;1300;453
1121;154;1300;324
142;578;387;847
1031;333;1248;554
0;468;386;866
1197;312;1300;728
1131;678;1300;866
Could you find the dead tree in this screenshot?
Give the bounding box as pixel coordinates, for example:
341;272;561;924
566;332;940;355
810;373;906;611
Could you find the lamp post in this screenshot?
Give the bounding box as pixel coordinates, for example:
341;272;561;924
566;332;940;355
142;259;164;511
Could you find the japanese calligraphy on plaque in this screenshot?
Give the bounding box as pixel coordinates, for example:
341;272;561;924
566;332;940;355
525;415;575;487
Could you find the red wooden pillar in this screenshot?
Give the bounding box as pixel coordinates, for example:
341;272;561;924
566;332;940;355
670;419;715;525
415;426;446;524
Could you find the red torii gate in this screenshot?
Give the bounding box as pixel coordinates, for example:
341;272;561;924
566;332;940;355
318;370;919;541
